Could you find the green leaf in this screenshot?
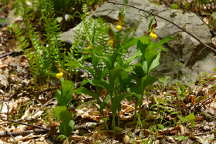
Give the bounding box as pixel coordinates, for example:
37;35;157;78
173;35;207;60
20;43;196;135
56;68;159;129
79;79;91;87
68;120;75;129
157;124;165;129
137;37;150;55
174;136;188;141
136;38;161;74
111;94;124;115
121;38;138;50
100;94;111;111
0;18;7;24
125;50;141;65
120;69;128;80
134;64;146;77
55;80;74;106
101;56;112;69
53;106;74;136
109;67;123;87
140;75;157;93
142;61;149;74
170;3;179;9
158;36;172;45
55;89;61;98
65;58;80;69
75;87;98;98
144;44;158;65
57;134;67;141
178;113;196;126
148;53;160;72
123;0;128;4
53;106;67;120
109;67;130;90
92;79;110;90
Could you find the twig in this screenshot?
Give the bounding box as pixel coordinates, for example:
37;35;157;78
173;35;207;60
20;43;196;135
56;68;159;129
107;1;216;53
0;51;13;59
0;119;50;137
0;51;24;59
4;119;49;131
0;129;48;137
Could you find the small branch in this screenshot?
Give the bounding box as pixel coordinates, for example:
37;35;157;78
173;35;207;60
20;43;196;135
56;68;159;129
0;129;48;137
0;51;24;59
0;119;50;137
5;119;49;131
0;51;13;59
107;1;216;53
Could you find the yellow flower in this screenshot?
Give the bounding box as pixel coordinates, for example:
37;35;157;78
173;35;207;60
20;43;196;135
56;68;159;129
56;72;63;79
115;24;123;31
107;39;114;46
149;32;158;39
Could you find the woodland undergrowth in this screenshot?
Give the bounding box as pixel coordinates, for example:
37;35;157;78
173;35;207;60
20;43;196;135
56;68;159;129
4;0;215;143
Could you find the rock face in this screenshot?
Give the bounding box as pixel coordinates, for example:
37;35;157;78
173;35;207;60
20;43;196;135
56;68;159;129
60;0;216;82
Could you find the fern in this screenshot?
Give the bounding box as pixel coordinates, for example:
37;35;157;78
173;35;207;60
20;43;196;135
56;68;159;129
13;0;62;83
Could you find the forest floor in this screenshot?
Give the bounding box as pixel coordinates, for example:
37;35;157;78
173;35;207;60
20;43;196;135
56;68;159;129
0;1;216;144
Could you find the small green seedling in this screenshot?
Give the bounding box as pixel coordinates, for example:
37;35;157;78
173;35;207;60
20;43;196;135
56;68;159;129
53;78;75;136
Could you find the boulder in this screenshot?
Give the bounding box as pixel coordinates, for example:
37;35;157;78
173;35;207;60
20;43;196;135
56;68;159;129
60;0;216;82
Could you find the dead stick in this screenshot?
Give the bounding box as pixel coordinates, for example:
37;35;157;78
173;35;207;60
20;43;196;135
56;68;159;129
0;129;48;137
0;119;50;137
5;119;49;131
0;51;13;59
107;1;216;53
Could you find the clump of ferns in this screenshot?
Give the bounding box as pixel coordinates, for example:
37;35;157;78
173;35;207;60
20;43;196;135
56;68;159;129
13;0;62;83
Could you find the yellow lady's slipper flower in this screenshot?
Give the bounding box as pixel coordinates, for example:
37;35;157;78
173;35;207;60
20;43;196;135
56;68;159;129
115;24;123;31
56;72;63;79
107;39;114;46
149;32;158;39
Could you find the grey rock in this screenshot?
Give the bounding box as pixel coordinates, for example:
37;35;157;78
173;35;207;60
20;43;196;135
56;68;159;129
60;0;216;82
59;23;81;44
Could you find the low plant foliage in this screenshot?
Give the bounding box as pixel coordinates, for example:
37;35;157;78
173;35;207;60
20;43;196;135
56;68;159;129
11;0;206;140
